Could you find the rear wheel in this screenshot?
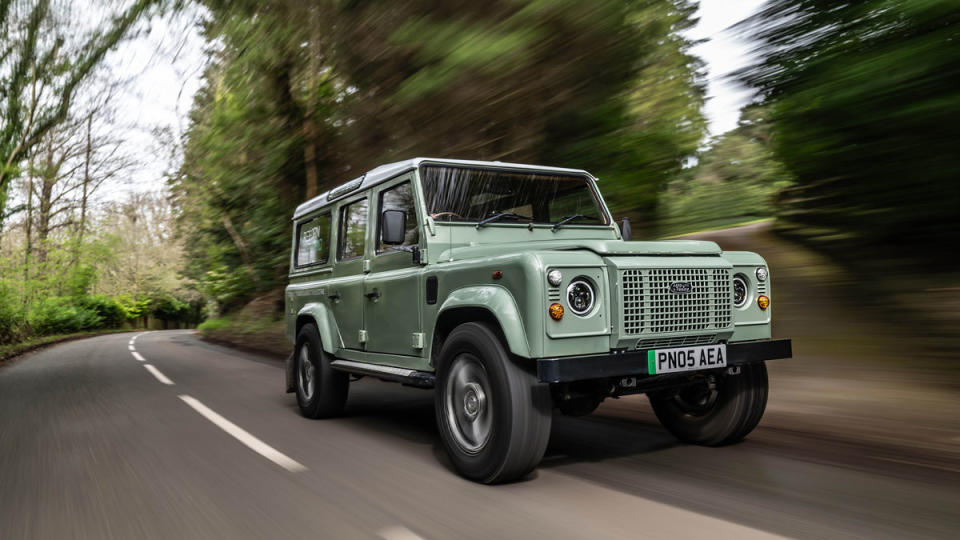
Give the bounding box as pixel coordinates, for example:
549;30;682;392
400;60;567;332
295;324;348;419
435;323;552;484
649;362;768;446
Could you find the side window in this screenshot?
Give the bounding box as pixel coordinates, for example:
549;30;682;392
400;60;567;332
296;213;332;267
338;198;368;260
377;181;419;253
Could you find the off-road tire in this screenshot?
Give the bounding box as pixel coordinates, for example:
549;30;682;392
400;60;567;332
435;322;552;484
649;362;768;446
295;324;349;419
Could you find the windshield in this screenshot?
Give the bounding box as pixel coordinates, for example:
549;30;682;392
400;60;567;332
420;165;609;226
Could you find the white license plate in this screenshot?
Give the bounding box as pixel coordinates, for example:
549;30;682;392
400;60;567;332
647;344;727;375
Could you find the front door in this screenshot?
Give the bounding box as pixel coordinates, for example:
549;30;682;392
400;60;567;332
329;195;369;350
364;177;424;358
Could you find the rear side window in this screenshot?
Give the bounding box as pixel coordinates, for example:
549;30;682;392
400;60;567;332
296;213;331;267
338;198;368;260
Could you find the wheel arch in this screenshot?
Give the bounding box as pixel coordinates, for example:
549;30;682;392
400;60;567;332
433;286;532;364
295;303;341;355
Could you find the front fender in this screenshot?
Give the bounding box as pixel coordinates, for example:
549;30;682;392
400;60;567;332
438;285;531;358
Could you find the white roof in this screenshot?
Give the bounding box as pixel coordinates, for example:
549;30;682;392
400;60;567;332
292;157;592;219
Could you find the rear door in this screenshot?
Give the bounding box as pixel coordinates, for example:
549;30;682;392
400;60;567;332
363;175;424;358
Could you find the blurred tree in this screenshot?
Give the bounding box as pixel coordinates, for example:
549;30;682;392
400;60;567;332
659;104;791;235
0;0;157;237
739;0;960;268
175;0;706;309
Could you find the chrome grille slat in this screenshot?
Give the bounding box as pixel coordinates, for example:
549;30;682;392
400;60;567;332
637;334;718;349
620;268;732;335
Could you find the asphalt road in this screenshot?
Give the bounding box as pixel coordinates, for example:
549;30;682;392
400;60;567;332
3;222;959;539
1;328;958;540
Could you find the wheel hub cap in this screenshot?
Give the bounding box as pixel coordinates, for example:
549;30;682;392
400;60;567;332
462;382;485;420
444;354;493;454
298;345;315;400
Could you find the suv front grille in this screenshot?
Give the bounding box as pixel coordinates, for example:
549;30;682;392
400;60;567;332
621;268;732;335
637;334;718;349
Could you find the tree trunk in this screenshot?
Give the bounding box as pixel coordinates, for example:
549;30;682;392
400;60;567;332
36;145;56;265
301;4;322;200
74;114;94;266
221;212;261;287
23;154;35;306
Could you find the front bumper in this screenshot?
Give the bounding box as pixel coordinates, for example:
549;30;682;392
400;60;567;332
536;338;792;383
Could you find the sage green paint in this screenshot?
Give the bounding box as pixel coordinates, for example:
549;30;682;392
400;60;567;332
284;158;777;375
437;286;531;357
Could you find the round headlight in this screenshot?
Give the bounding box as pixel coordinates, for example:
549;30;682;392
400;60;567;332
547;269;563;287
756;267;768;282
566;279;595;315
733;276;748;307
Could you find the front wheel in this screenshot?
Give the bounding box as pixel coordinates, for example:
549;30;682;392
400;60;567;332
435;323;552;484
649;362;768;446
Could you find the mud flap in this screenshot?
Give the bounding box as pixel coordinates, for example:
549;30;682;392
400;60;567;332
285;352;295;393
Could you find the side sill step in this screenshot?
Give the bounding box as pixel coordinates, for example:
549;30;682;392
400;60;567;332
330;359;435;388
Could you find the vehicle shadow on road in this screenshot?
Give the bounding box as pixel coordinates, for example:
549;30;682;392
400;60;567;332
329;380;681;473
542;406;680;468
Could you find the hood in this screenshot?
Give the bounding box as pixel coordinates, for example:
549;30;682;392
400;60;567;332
440;239;722;261
561;239;721;256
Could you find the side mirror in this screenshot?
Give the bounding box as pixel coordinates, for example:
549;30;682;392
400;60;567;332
621;217;632;241
381;209;407;245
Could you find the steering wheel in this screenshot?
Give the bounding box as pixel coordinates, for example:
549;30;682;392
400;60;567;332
430;212;463;221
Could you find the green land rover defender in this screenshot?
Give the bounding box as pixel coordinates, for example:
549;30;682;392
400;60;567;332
284;158;792;483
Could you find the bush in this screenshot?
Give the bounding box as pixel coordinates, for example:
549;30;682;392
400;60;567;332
150;293;203;324
76;295;128;328
29;297;104;336
0;283;25;345
196;317;229;333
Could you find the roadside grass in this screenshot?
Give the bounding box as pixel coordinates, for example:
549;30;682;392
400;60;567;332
197;291;289;358
0;328;136;366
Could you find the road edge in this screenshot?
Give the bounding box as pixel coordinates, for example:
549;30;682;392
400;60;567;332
0;329;138;369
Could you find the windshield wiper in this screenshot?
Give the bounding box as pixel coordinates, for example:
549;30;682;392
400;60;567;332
476;212;533;229
552;214;598;231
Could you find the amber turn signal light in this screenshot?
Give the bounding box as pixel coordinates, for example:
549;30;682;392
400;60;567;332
757;295;770;310
549;303;564;320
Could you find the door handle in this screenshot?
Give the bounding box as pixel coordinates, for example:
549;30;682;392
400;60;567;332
328;292;341;301
365;289;381;300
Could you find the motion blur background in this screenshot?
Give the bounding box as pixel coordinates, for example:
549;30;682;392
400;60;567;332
1;0;959;494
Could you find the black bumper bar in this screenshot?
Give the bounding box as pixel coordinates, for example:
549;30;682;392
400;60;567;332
536;338;793;383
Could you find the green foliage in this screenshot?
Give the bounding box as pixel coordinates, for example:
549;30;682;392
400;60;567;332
114;295;151;320
658;105;792;235
66;265;97;298
0;281;25;344
28;297;105;336
196;316;230;333
176;0;707;310
148;293;204;324
76;296;128;329
739;0;960;267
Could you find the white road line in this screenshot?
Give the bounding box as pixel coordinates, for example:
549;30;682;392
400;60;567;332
143;364;174;385
131;351;146;362
178;395;307;473
379;526;426;540
128;344;135;351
